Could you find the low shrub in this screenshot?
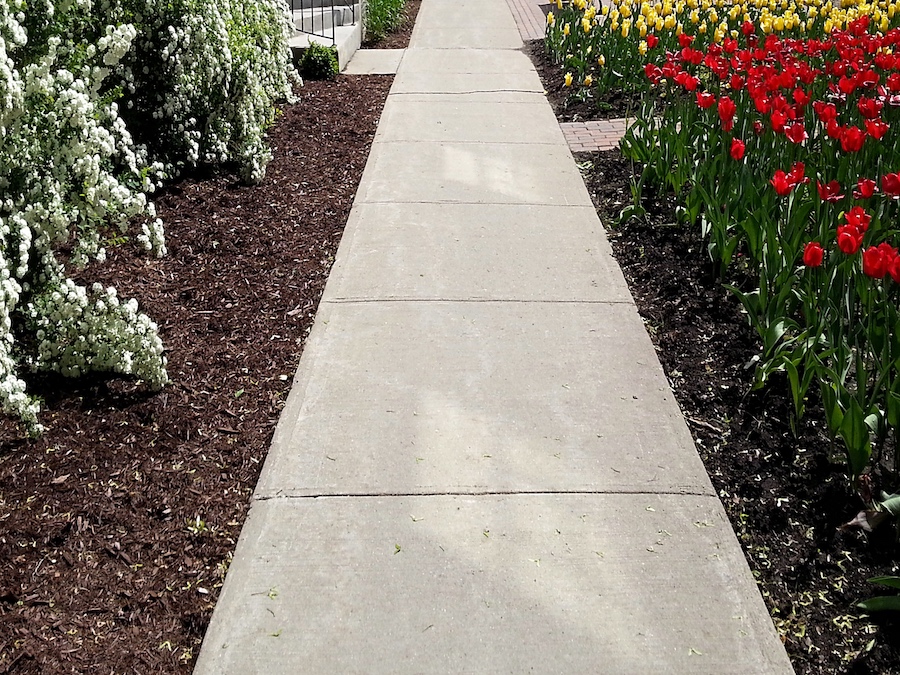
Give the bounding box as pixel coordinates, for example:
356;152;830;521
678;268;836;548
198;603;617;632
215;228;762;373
299;42;339;80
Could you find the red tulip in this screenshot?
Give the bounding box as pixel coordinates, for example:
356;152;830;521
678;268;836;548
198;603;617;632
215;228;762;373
696;91;716;109
858;97;884;119
846;205;872;232
863;245;892;279
890;255;900;283
882;172;900;196
854;178;877;199
817;180;844;202
785;122;808;144
803;241;824;267
647;34;659;49
865;119;889;140
718;96;736;131
730;138;746;161
837;225;864;254
840;126;866;153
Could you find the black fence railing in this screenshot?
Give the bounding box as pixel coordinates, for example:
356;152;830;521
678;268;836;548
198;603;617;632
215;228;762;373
289;0;357;45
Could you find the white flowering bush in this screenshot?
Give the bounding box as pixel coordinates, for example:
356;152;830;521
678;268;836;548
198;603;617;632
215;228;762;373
0;0;298;434
115;0;299;183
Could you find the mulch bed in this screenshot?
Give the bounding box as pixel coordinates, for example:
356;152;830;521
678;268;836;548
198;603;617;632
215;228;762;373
0;73;393;675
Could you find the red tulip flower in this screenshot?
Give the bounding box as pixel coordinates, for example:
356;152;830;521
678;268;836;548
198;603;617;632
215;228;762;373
858;97;884;119
718;96;736;131
840;126;866;153
854;178;877;199
785;122;808;144
803;241;824;267
862;244;895;279
846;205;872;232
730;138;746;161
647;34;659;49
865;119;889;140
837;225;864;254
882;172;900;196
696;91;716;109
817;180;844;202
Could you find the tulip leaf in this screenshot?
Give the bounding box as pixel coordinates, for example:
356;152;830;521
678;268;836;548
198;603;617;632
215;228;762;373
857;596;900;612
868;576;900;590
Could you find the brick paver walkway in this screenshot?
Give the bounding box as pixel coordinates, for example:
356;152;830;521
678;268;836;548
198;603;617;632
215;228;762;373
504;0;547;40
560;118;630;151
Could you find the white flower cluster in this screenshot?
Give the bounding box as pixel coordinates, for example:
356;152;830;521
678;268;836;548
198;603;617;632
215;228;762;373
25;269;167;389
0;0;297;432
113;0;300;183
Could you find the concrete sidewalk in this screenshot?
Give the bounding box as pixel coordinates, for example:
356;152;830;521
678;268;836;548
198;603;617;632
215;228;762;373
194;1;793;672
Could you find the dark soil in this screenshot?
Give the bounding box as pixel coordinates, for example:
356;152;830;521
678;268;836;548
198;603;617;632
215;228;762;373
578;149;900;674
523;39;642;121
0;74;393;673
361;0;422;49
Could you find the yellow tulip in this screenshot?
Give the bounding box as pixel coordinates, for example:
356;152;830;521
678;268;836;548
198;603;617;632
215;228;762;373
557;0;563;8
774;16;784;29
584;74;593;86
564;72;573;87
582;16;591;32
563;22;570;35
547;10;555;25
598;54;606;66
638;40;648;55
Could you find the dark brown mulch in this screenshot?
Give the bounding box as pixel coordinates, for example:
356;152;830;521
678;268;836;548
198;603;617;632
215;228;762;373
361;0;422;49
580;148;900;675
0;74;393;673
523;39;642;121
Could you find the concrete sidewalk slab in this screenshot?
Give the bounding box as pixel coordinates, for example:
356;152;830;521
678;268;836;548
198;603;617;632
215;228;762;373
194;493;792;674
409;27;524;50
253;301;712;499
374;98;563;143
400;47;536;74
325;202;631;302
355;141;591;205
343;48;405;75
416;0;521;28
391;71;545;98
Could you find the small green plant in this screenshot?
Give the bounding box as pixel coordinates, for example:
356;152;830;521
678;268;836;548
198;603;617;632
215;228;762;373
299;42;338;81
365;0;405;43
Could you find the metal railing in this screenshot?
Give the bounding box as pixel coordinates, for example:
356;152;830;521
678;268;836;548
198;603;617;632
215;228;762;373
289;0;357;45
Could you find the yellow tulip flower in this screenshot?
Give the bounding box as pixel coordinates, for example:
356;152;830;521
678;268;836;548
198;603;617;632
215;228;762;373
563;22;570;35
547;10;555;25
598;54;606;66
584;74;593;86
564;72;573;87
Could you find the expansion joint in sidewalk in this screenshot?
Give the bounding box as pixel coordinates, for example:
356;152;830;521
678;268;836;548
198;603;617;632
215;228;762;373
253;488;717;502
322;297;634;305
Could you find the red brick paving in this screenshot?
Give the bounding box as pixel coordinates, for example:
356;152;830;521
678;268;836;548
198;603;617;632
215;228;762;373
560;119;629;151
504;0;548;40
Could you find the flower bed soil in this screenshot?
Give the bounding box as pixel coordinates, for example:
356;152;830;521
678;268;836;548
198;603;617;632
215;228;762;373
0;74;393;673
524;39;641;121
